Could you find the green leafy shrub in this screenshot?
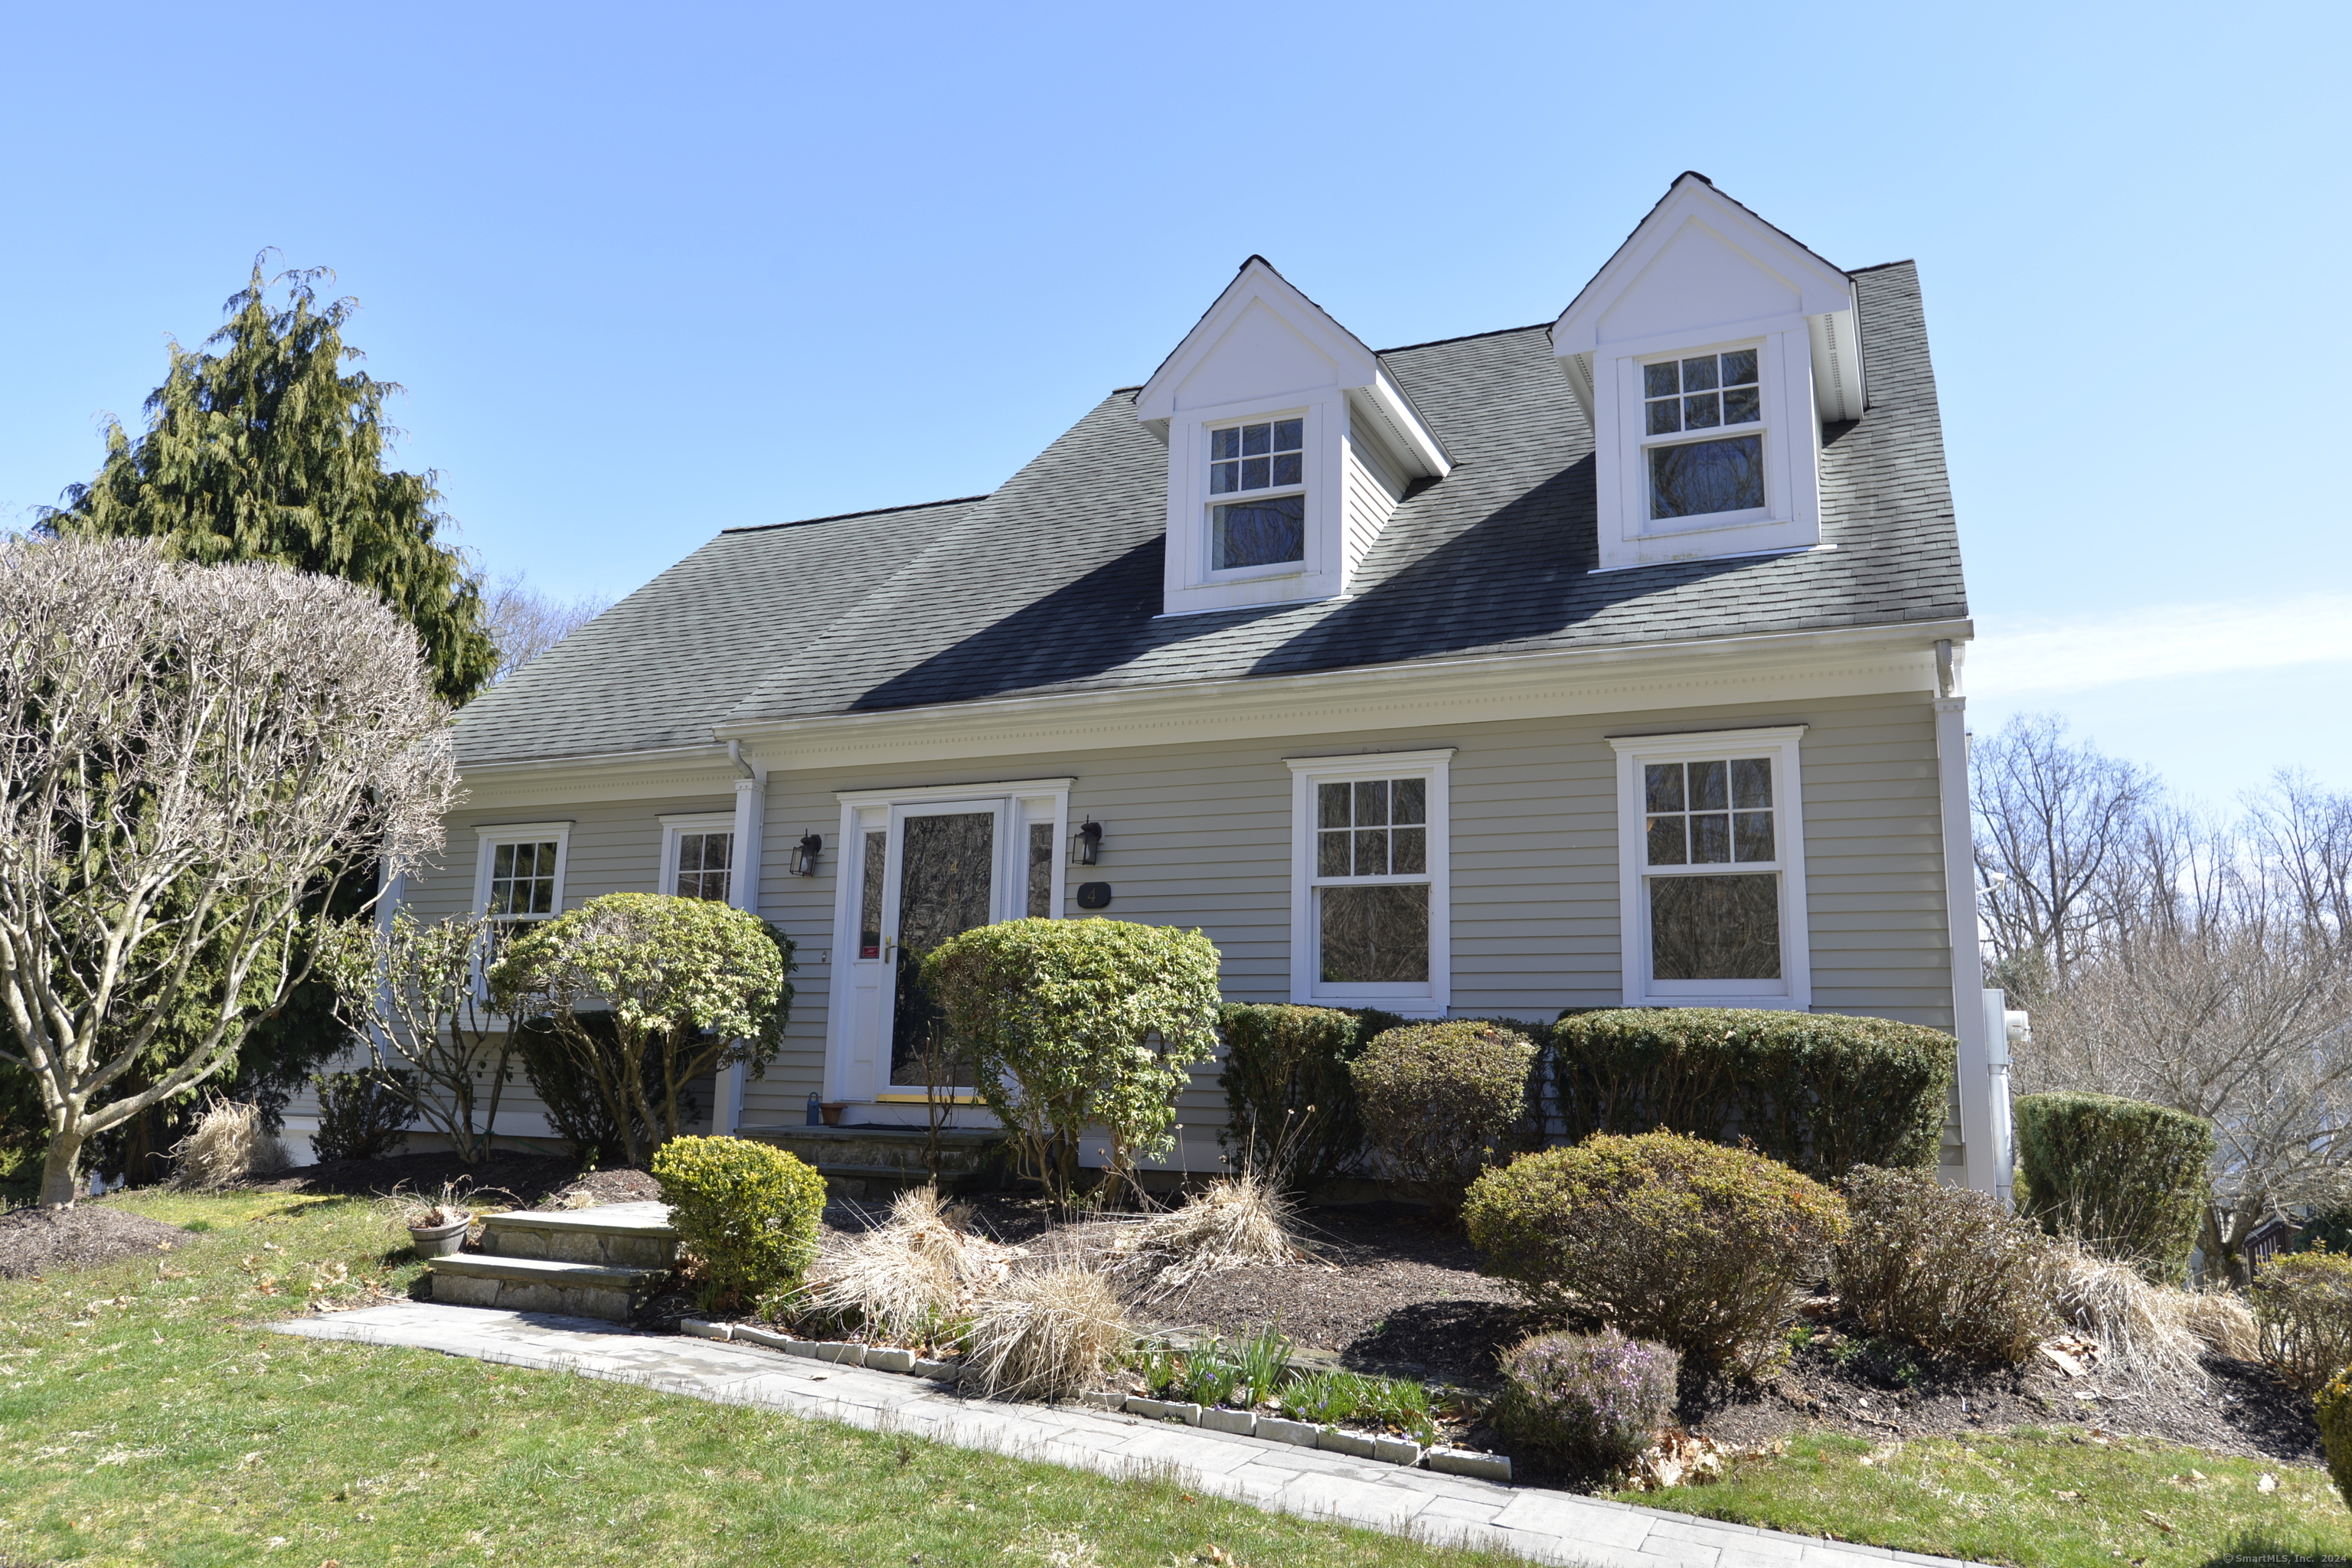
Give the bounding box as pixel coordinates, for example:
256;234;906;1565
309;1070;413;1164
923;918;1221;1202
2252;1249;2352;1393
1493;1328;1680;1473
2316;1369;2352;1511
1463;1131;1849;1377
1546;1008;1957;1179
1350;1021;1534;1210
1216;1004;1367;1187
492;893;793;1165
650;1135;826;1309
2014;1092;2213;1280
513;1011;690;1169
1831;1165;2055;1364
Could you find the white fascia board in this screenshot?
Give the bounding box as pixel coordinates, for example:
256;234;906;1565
1135;259;1380;424
716;619;1975;773
1551;177;1855;355
1350;368;1451;479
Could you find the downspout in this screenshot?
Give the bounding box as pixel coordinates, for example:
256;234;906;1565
722;741;766;1136
1932;640;2001;1197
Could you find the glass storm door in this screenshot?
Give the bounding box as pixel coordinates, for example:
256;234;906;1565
879;803;1001;1092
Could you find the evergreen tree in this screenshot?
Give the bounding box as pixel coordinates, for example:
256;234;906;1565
41;256;496;704
26;260;491;1176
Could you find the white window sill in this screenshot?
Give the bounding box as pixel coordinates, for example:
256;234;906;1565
1628;993;1806;1011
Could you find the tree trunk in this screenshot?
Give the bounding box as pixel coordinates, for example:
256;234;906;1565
38;1127;87;1207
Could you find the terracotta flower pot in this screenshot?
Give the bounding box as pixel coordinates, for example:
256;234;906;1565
409;1215;470;1259
818;1102;847;1127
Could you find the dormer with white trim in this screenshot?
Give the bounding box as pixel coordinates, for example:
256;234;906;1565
1137;258;1450;617
1553;174;1864;573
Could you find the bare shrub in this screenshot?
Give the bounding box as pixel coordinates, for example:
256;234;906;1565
795;1184;1016;1344
962;1266;1134;1401
1831;1165;2055;1364
2252;1250;2352;1393
168;1099;287;1191
1108;1173;1312;1300
2049;1242;2252;1387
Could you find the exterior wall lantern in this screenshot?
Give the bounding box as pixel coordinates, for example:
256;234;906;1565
1070;818;1103;867
790;832;823;877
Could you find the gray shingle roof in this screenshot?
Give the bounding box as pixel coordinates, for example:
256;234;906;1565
454;263;1964;768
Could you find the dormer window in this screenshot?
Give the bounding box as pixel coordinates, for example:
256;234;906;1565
1210;417;1306;570
1551;173;1864;571
1643;347;1766;521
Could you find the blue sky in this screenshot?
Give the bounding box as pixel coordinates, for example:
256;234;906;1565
2;2;2344;804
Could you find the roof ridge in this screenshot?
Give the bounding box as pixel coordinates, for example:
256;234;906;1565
721;495;991;536
1376;322;1550;357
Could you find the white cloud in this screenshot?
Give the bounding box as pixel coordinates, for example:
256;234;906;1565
1966;594;2352;697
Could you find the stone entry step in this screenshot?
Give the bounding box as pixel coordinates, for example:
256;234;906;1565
737;1124;1002;1200
423;1200;681;1323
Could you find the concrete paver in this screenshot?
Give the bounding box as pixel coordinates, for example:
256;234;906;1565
272;1302;1990;1568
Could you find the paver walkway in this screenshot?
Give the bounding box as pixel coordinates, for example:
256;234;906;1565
273;1303;1981;1568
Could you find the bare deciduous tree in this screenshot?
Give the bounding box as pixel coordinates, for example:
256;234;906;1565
1972;713;2157;988
483;573;611;685
2011;775;2352;1284
0;537;454;1205
315;911;511;1163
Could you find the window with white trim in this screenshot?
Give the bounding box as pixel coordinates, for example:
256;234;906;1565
472;822;573;966
1608;730;1808;1009
1286;750;1451;1012
659;812;737;904
1207;416;1305;572
1642;346;1766;523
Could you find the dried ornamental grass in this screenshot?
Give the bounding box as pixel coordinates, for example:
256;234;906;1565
168;1098;288;1191
1109;1173;1312;1299
794;1184;1018;1343
961;1266;1135;1401
2049;1242;2254;1387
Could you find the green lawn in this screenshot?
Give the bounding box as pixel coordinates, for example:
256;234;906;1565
5;1190;2346;1568
1617;1428;2352;1568
0;1189;1527;1568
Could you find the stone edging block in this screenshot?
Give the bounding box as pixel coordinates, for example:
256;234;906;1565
1123;1396;1202;1426
1316;1428;1377;1459
1199;1408;1256;1436
681;1319;732;1341
1255;1417;1316;1447
1428;1446;1514;1482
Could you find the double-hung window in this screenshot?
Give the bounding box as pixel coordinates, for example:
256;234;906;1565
473;822;573;963
1286;750;1451;1012
660;812;737;903
1642;346;1767;524
1208;416;1306;572
1609;729;1808;1009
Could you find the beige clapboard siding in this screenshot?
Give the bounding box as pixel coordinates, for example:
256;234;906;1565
292;688;1959;1155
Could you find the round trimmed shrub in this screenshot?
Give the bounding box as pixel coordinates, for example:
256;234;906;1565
2014;1091;2213;1280
2316;1369;2352;1511
1349;1021;1534;1210
1547;1008;1958;1179
923;917;1222;1202
1493;1328;1680;1474
1831;1165;2054;1364
651;1135;827;1310
2252;1248;2352;1394
1463;1131;1848;1376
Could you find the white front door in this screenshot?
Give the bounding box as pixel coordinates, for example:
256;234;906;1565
827;783;1071;1113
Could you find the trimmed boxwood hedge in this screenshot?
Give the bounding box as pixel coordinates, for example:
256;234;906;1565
1216;1004;1367;1189
1544;1008;1957;1181
2014;1091;2213;1279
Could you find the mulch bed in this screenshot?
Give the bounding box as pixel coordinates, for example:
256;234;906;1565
252;1151;658;1211
0;1204;188;1278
